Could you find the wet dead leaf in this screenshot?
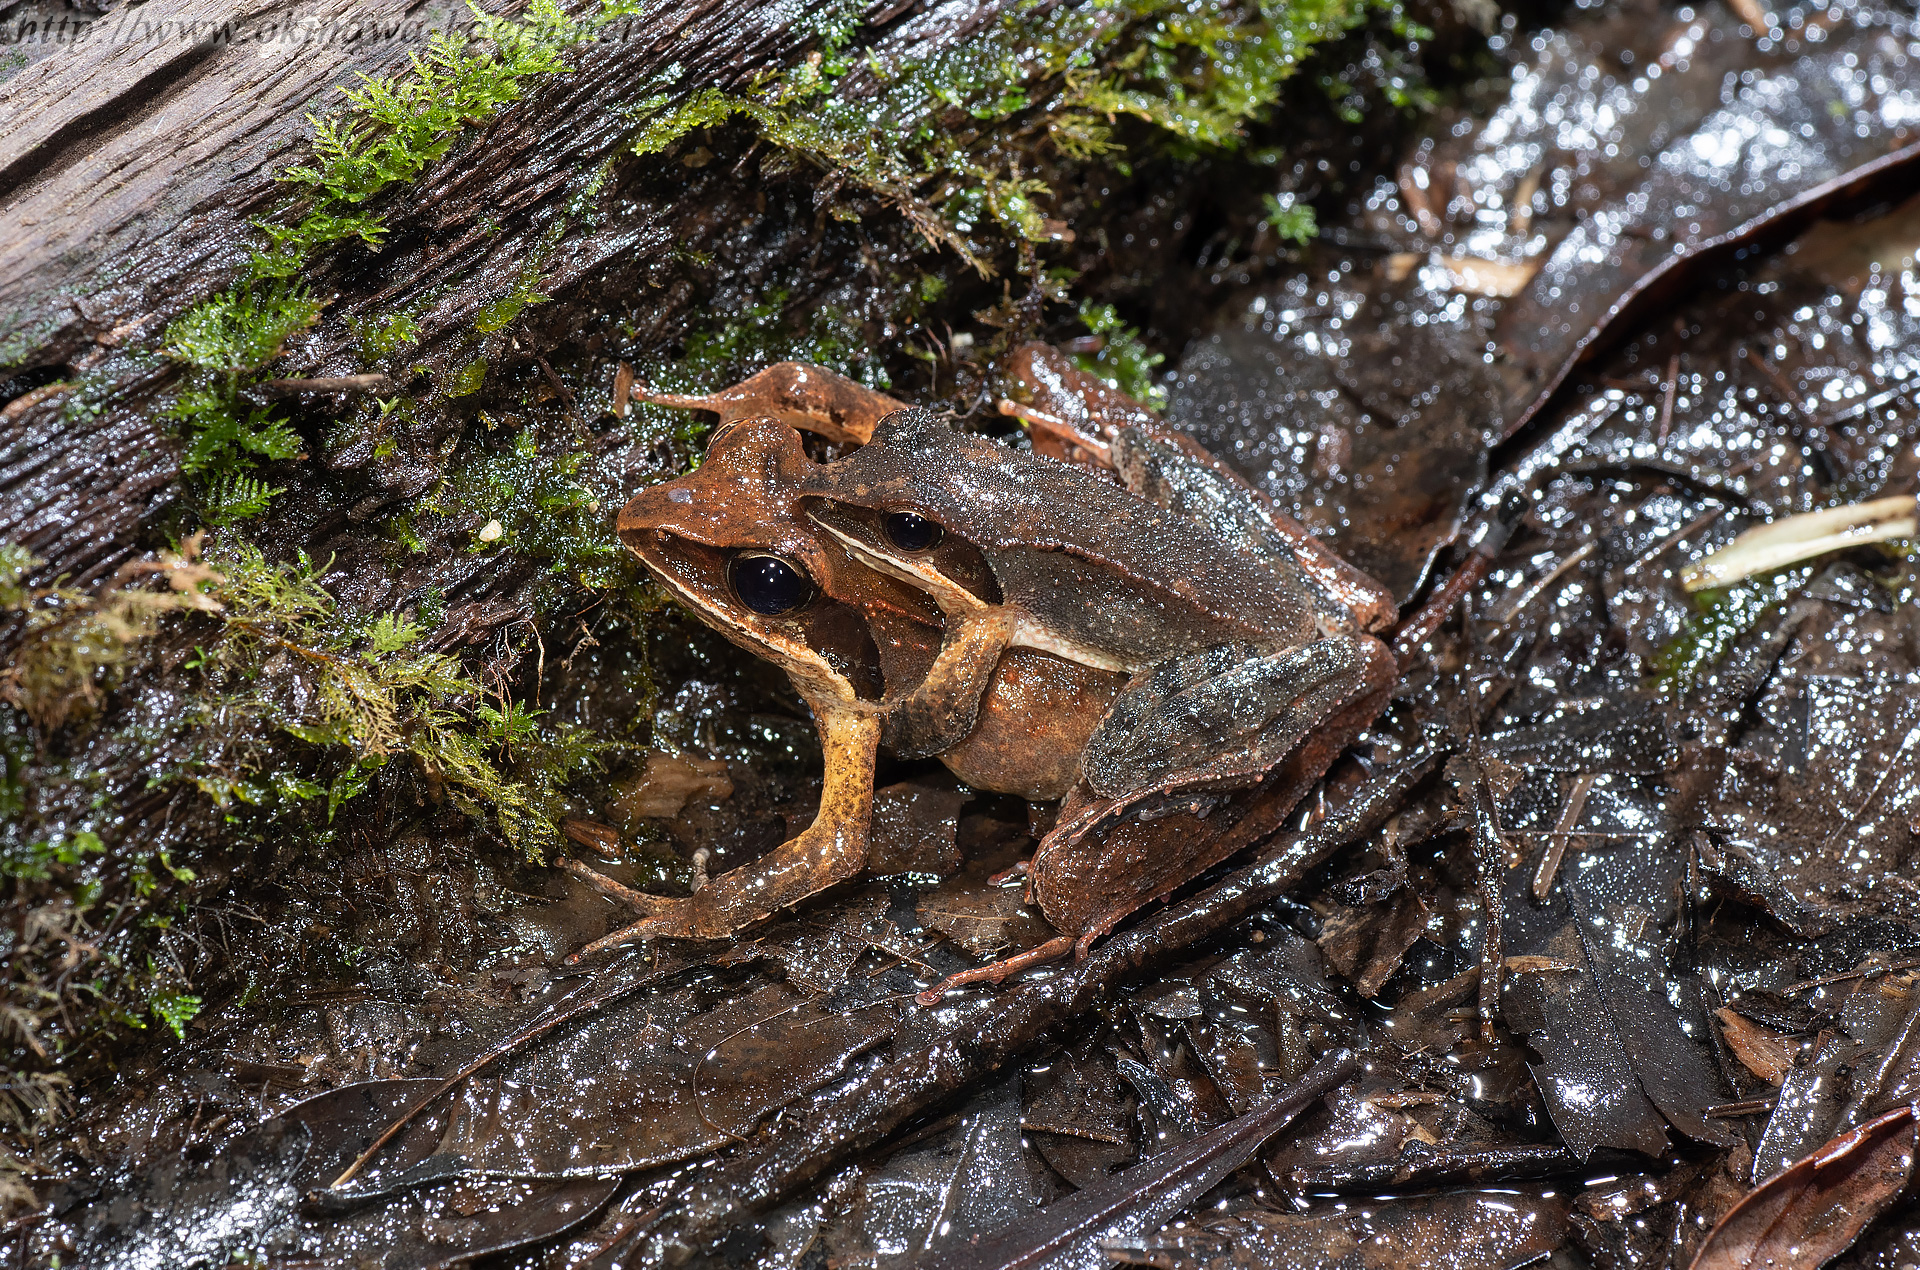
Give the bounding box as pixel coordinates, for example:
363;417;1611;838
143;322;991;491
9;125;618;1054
1691;1103;1917;1270
918;870;1050;958
611;751;734;820
1109;1187;1570;1270
1716;1008;1797;1085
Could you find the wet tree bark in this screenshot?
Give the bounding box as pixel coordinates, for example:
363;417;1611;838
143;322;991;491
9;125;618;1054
0;0;982;587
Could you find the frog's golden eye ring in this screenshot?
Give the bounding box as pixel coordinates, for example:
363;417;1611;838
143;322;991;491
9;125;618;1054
883;511;944;553
729;552;815;615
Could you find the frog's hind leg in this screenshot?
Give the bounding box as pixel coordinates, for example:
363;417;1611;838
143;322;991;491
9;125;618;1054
912;641;1395;1005
1080;634;1393;808
566;708;882;961
1014;636;1395;962
915;802;1236;1004
636;363;906;447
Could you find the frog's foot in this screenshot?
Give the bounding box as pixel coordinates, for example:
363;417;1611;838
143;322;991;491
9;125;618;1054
635;363;906;447
566;707;882;964
565;892;727;962
996;398;1111;465
1005;342;1162;443
987;858;1031;887
914;935;1075;1006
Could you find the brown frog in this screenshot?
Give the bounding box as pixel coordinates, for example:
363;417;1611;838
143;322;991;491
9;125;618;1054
571;367;1116;961
589;350;1397;998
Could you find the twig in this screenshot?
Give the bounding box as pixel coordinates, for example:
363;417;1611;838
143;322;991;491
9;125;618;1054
918;1050;1359;1270
1703;1095;1780;1118
1490;540;1596;628
1531;772;1596;901
537;356;580;423
1657;352;1680;442
254;374;393;397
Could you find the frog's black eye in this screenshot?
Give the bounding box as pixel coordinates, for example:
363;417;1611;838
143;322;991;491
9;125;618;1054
730;553;814;615
884;511;943;552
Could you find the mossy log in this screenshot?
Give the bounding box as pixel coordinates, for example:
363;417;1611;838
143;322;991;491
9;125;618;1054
0;0;999;587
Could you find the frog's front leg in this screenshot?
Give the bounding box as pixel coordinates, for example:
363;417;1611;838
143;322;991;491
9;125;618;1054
882;608;1015;758
637;363;906;447
566;703;882;961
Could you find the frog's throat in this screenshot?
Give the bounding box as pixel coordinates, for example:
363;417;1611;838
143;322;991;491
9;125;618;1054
640;553;871;711
812;519;1138;677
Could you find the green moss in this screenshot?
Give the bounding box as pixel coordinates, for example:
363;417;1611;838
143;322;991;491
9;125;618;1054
473;266;552;333
284;0;577;210
1071;300;1166;408
1261;191;1318;244
177;540;609;856
164;393;303;474
130;0;600;541
159;283;320;523
418;428;633;593
1;829;103;883
145;988;203;1042
162;284;321;375
0;542;222;732
625;0;1406;275
250;208;387;279
352;311;424;358
1654;565;1814;695
444;357;489;398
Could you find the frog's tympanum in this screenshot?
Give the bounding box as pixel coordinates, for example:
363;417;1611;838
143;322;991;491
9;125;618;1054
591;348;1397;1000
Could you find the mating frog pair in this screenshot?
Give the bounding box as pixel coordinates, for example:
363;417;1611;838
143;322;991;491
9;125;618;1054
584;347;1397;998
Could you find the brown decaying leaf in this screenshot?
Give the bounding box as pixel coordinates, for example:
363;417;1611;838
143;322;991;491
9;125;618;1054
1689;1104;1917;1270
610;751;734;820
1716;1008;1798;1086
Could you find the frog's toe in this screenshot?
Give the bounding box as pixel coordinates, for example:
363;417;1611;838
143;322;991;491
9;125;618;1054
565;898;716;963
914;934;1076;1005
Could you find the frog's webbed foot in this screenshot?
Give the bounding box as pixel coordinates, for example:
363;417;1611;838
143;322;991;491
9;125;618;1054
565;891;723;961
565;710;882;963
636;363;906;447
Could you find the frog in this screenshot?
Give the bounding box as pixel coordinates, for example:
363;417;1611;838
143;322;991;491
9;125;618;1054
573;389;1118;961
589;348;1398;999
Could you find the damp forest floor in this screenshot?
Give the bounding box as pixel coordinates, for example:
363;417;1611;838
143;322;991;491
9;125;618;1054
7;0;1920;1266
